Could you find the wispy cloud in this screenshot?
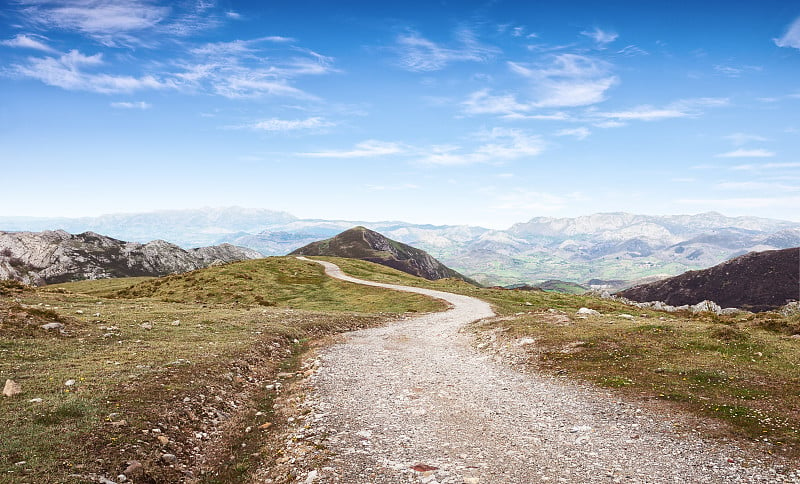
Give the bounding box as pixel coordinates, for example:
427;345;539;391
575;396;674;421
716;149;776;158
591;97;728;121
395;28;499;72
491;188;584;212
509;53;618;108
1;33;58;53
16;0;170;47
713;64;762;77
581;27;618;47
775;16;800;50
731;162;800;171
240;117;335;132
616;45;648;56
724;133;768;146
11;50;169;93
419;128;544;165
555;127;590;140
173;38;336;99
300;140;407;158
110;100;151;109
462;89;531;116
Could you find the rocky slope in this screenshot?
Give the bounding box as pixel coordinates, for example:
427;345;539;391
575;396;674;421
0;230;261;285
290;226;473;283
617;248;800;312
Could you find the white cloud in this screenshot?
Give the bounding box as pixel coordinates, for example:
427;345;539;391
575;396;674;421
724;133;768;146
713;64;762;77
581;27;618;47
593;120;626;128
617;45;648;56
731;162;800;171
716;149;776;158
420;128;544;166
17;0;170;47
12;50;169;93
174;39;335;99
395;28;499;72
246;117;334;132
225;11;241;20
300;140;407;158
593;106;687;121
0;33;58;53
592;97;729;121
555;127;590;140
775;16;800;50
462;89;531;115
509;54;618;108
110;101;151;109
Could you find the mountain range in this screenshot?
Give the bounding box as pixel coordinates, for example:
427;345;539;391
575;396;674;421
0;230;260;285
3;208;799;286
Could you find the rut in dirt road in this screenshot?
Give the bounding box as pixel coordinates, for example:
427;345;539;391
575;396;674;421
282;258;797;483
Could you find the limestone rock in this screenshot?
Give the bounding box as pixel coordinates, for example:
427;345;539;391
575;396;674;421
576;307;600;316
3;379;21;397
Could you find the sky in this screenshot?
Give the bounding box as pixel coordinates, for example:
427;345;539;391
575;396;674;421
1;0;799;230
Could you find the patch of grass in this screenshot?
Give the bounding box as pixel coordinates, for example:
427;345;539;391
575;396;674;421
110;257;446;314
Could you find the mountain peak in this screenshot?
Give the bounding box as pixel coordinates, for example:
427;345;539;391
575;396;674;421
290;226;473;283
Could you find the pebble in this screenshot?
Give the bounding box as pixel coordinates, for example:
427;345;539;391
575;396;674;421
65;379;76;387
160;453;177;464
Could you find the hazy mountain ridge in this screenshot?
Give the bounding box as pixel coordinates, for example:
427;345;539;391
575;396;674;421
290;226;473;283
0;230;261;285
3;208;799;286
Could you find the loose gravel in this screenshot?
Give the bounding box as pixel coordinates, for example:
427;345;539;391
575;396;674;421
277;259;799;483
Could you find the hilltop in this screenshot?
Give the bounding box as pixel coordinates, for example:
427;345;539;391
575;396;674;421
617;247;800;312
290;226;474;283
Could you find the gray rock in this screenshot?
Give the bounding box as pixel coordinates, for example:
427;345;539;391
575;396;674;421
576;307;600;316
40;322;64;331
691;300;722;315
3;379;21;397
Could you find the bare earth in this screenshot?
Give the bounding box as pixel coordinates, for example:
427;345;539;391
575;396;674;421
276;258;798;483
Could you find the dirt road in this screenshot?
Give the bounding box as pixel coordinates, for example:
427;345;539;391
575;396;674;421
280;258;796;483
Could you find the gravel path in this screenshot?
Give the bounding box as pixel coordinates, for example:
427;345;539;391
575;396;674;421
288;258;798;483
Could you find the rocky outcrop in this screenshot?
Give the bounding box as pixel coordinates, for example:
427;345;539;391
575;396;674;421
290;226;475;283
0;230;261;285
616;248;800;312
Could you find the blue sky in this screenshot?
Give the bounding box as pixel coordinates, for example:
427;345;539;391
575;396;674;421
1;0;799;229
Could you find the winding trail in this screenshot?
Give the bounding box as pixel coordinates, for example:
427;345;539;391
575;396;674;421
287;257;796;483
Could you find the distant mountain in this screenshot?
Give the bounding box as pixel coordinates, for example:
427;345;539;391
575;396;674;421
0;207;297;247
0;230;261;285
289;226;473;283
617;248;800;312
3;208;800;287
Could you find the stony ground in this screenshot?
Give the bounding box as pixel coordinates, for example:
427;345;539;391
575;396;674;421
256;259;800;483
